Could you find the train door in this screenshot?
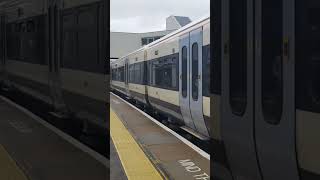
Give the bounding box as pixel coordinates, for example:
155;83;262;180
254;0;299;179
47;0;66;112
179;30;210;138
221;0;262;179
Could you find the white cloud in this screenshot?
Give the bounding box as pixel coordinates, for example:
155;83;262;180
110;0;210;33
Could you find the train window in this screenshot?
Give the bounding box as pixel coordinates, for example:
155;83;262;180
129;64;134;83
212;0;221;95
27;20;35;32
229;0;247;116
120;66;124;82
15;23;20;32
135;63;141;84
192;43;199;100
182;46;187;97
78;6;98;72
151;60;159;86
19;22;26;32
143;61;148;85
261;0;283;124
172;57;178;89
296;3;320;112
203;45;210;97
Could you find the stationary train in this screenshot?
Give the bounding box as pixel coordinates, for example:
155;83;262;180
212;0;320;180
0;0;108;135
111;16;210;140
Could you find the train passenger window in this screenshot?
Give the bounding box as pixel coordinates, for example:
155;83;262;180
151;61;158;86
129;64;134;83
135;63;141;84
296;3;320;112
155;59;163;86
261;0;283;124
172;57;178;89
229;0;247;116
192;43;199;100
158;58;176;89
182;46;187;97
203;45;210;97
27;20;35;32
19;22;26;32
120;66;124;82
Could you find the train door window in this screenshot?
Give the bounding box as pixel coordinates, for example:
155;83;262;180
192;43;199;100
261;0;283;124
172;57;178;89
182;46;188;97
229;0;247;116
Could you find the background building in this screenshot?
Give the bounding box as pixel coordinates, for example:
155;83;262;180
110;15;191;61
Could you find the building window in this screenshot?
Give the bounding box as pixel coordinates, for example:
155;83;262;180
142;38;148;45
141;36;164;46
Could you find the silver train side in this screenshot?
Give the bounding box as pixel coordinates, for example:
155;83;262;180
111;16;211;140
212;0;320;180
0;0;108;135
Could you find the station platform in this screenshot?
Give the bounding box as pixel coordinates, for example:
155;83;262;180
0;96;109;180
110;93;210;180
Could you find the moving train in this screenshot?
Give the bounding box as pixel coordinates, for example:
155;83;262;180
0;0;108;135
111;15;210;140
212;0;320;180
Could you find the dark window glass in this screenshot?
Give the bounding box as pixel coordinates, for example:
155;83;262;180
27;20;35;32
296;2;320;112
229;0;247;116
172;57;178;89
142;38;147;45
203;45;210;96
192;43;199;100
182;46;188;97
78;6;98;72
152;60;158;86
120;66;124;82
212;0;221;95
134;63;141;84
62;13;76;69
261;0;283;124
129;64;134;83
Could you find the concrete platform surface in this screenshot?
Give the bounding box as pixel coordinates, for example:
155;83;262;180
110;93;210;180
0;96;109;180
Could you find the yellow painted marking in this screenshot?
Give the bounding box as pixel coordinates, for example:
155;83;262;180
0;145;28;180
110;108;163;180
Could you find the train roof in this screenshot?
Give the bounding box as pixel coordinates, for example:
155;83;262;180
117;14;210;61
147;14;210;48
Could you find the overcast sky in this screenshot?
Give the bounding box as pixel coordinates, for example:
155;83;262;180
111;0;210;33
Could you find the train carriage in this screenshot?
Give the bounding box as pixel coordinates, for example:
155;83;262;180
212;0;320;180
111;15;211;140
0;0;108;135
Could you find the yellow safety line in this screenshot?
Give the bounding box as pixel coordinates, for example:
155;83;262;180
110;108;163;180
0;145;28;180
